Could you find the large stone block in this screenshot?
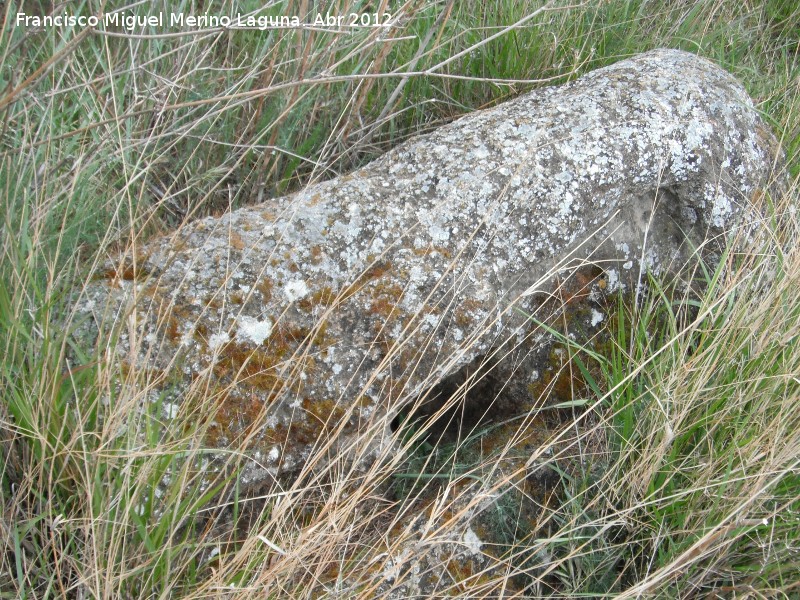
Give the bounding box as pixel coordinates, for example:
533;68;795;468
76;49;784;488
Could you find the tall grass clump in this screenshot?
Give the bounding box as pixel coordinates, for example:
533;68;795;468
536;189;800;595
1;0;799;597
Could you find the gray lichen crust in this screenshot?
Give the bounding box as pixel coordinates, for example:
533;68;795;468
75;50;784;484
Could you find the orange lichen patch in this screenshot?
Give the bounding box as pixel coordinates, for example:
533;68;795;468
101;254;151;282
205;389;273;446
476;416;552;458
297;286;335;312
155;299;203;342
368;282;405;318
212;341;285;390
454;298;484;327
207;391;347;460
339;260;393;303
446;557;493;593
166;315;181;341
530;303;615;407
526;344;591;406
355;395;375;411
288;398;349;445
362;260;393;280
269;323;307;350
171;237;187;252
527;264;605;315
309;321;330;348
270;320;330;353
229;231;246;250
548;358;586;403
256;277;273;302
412;245;453;259
553;264;604;305
302;397;346;424
266;423;289;445
550;365;586;402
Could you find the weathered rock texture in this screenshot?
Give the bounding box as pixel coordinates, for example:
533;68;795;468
77;49;783;487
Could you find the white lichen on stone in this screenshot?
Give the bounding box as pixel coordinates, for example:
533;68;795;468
710;188;735;229
236;316;273;345
208;332;230;351
284;280;310;302
462;526;484;556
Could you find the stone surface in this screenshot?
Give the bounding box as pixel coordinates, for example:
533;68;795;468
74;49;784;489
